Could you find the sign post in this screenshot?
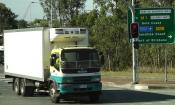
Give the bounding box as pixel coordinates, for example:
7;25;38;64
128;0;139;84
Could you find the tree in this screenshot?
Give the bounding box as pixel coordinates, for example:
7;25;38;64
90;0;131;70
39;0;86;27
153;0;175;6
0;3;18;33
70;9;98;28
136;0;175;7
29;19;49;27
17;19;28;29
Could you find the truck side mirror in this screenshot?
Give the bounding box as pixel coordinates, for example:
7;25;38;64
50;58;55;66
50;54;57;66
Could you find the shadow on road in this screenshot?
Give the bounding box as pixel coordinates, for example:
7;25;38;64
35;89;175;104
100;89;175;104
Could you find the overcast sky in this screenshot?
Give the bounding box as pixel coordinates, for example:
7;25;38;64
0;0;93;21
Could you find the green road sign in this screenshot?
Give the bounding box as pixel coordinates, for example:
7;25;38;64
128;8;175;44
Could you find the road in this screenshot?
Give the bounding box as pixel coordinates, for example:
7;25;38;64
1;64;175;105
1;76;175;105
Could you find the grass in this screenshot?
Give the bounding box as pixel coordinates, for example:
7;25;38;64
101;70;175;81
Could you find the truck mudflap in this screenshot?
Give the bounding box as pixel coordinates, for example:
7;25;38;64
58;82;102;95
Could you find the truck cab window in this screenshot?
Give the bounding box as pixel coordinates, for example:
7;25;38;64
50;54;59;68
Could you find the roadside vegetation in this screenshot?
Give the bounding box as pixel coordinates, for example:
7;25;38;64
101;69;175;83
1;0;175;72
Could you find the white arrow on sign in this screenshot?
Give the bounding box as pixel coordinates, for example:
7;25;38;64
168;35;173;39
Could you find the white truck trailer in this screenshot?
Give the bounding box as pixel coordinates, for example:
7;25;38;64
4;27;102;103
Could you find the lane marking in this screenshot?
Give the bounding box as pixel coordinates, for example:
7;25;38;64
159;101;171;104
142;103;153;105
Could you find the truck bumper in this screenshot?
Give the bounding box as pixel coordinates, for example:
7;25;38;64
58;82;102;95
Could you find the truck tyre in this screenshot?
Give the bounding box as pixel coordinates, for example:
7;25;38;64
49;82;60;103
20;79;34;96
12;78;15;91
14;78;21;95
89;94;100;103
20;79;27;96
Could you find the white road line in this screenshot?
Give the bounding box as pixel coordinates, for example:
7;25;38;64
159;101;171;104
142;102;153;105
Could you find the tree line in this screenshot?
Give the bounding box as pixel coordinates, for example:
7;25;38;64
1;0;175;71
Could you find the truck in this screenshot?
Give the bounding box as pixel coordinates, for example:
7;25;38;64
4;27;102;103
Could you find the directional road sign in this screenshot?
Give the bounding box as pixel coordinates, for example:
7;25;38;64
128;8;175;44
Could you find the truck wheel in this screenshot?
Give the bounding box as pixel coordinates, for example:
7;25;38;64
14;78;21;95
20;79;34;96
12;78;15;91
49;83;60;103
20;79;27;96
89;94;100;103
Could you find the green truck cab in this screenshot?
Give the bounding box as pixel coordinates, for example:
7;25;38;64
49;47;102;103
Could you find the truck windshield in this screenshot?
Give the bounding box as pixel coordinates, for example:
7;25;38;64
61;49;100;69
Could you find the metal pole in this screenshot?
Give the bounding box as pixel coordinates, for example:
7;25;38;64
164;48;167;82
50;0;53;27
123;0;138;84
131;0;139;84
132;0;135;7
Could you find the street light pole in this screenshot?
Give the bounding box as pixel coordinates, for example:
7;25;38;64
23;1;37;20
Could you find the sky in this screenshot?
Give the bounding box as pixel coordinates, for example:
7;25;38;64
0;0;93;21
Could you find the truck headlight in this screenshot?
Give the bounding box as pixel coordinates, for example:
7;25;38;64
92;77;100;82
63;79;72;83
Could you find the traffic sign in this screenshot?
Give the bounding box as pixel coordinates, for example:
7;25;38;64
128;8;175;43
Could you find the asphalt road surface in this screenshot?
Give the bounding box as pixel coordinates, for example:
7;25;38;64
1;76;175;105
1;64;175;105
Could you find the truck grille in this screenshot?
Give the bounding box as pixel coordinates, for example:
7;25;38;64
62;68;100;74
74;88;92;92
61;60;100;69
73;76;91;83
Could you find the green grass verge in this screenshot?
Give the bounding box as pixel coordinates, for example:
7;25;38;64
101;70;175;80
